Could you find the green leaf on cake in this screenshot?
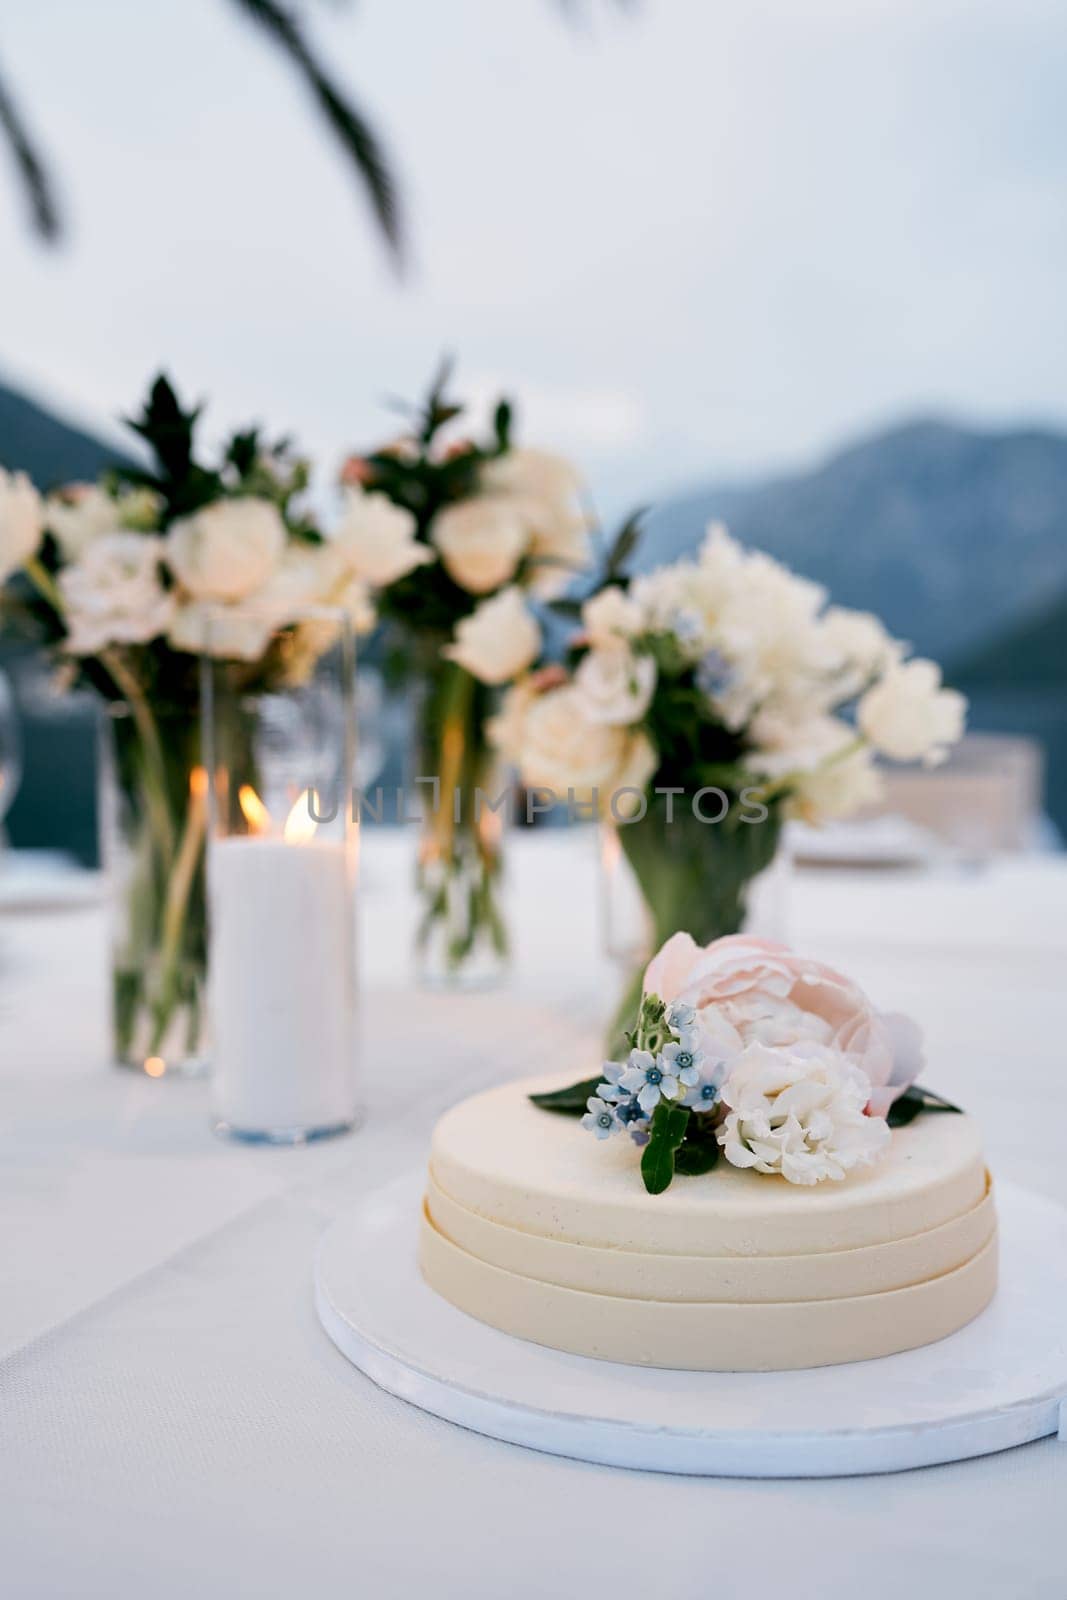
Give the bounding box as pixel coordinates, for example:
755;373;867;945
529;1077;603;1116
640;1102;691;1195
673;1140;719;1176
887;1085;963;1128
674;1122;721;1175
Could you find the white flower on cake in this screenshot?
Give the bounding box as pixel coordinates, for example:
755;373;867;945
332;486;433;587
167;497;286;602
717;1041;891;1185
573;645;656;725
431;497;529;594
59;533;174;655
0;467;43;583
858;658;967;767
443;586;541;685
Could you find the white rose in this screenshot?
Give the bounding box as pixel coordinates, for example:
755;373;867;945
432;497;529;594
581;585;643;648
858;658;966;766
717;1040;890;1185
170;544;376;666
247;544;341;620
750;713;884;823
790;744;884;822
331;486;432;587
483;448;589;593
282;543;377;636
573;645;656;725
630;561;710;655
626;525;743;658
0;467;43;582
524;508;591;597
45;485;122;561
481;447;582;508
714;553;832;724
497;682;656;809
168;602;275;661
58;534;174;655
481;451;589;595
166;497;286;602
697;520;745;576
443;586;541;685
819;606;902;695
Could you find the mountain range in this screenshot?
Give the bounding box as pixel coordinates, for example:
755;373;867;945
0;379;136;488
639;418;1067;673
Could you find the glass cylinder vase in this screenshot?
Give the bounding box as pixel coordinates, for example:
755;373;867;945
98;699;209;1075
603;794;784;1055
412;660;508;989
202;610;359;1143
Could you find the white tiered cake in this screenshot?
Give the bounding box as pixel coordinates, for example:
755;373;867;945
419;1076;997;1371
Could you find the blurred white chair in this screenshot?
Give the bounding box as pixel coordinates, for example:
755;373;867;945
871;733;1046;857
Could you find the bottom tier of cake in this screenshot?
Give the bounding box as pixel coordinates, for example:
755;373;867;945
419;1204;997;1370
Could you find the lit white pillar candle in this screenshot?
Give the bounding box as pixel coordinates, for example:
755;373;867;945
210;789;357;1139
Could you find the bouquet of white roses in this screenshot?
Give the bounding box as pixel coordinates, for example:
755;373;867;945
493;521;966;1041
334;363;594;984
0;374;372;1069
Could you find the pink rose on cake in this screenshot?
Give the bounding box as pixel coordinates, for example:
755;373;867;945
644;932;922;1118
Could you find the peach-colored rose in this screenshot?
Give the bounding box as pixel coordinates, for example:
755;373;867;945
644;932;921;1116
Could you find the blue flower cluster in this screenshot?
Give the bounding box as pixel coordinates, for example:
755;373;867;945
579;999;725;1146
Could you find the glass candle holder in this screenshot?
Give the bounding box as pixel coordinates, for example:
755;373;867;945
201;608;359;1143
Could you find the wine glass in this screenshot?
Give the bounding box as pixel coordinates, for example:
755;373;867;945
0;668;23;849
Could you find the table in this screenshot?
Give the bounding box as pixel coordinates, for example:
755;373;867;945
2;833;1066;1599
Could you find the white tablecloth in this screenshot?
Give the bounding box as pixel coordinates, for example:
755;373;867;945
2;834;1066;1599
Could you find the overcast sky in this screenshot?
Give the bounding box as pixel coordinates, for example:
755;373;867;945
2;0;1066;515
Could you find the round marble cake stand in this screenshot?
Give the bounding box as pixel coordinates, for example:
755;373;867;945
314;1175;1067;1478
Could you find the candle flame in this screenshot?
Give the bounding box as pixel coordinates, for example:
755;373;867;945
478;805;503;851
238;784;271;836
189;765;209;802
283;789;319;845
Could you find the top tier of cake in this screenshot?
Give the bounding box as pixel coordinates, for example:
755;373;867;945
429;1075;988;1258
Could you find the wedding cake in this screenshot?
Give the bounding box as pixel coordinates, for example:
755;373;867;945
418;935;997;1371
